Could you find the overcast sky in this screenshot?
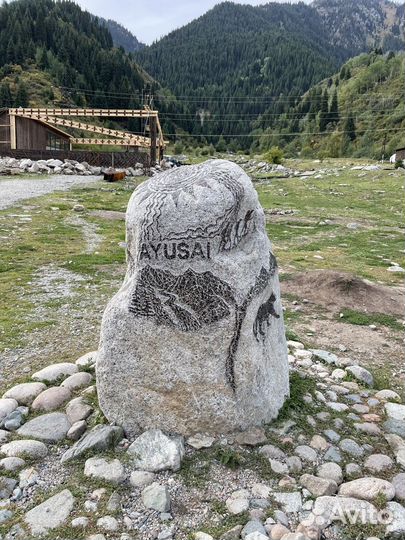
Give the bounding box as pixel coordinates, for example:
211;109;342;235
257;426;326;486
76;0;310;45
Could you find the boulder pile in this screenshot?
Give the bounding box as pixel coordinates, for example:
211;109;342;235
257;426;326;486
0;156;147;177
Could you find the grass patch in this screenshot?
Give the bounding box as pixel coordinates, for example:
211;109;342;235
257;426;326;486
338;308;403;331
276;370;317;424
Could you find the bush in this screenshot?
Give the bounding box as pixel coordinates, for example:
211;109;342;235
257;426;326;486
264;146;284;164
200;146;210;156
395;159;404;169
216;136;227;153
174;141;184;155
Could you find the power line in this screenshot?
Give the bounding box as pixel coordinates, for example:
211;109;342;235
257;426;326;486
57;84;404;102
163;127;404;138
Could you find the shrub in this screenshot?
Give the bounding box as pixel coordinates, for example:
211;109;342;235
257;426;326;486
264;145;284;164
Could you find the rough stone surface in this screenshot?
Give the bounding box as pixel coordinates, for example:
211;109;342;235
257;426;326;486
97;160;289;435
273;491;302;513
226;497;250;514
338;477;395;501
345;365;373;386
31;386;72;412
311;496;379;530
61;425;123;463
187;434;215;449
385;403;405;421
17;412;71;443
142;482;171;512
76;351;98;368
0;476;17;498
3;383;46;406
0;398;18;421
24;489;74;536
383;418;405;438
127;429;185;472
1;439;48;460
67;420;87;441
61;372;93;391
294;445;317;463
84;457;126;484
97;516;119;531
32;362;78;383
386;501;405;538
392;473;405;501
364;453;394;473
0;457;25;472
66;397;93;424
375;389;400;401
316;462;343;485
299;474;337;496
270;524;290;539
339;438;364;457
129;470;155;488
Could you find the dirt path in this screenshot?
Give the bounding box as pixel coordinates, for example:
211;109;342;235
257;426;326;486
0;174;101;209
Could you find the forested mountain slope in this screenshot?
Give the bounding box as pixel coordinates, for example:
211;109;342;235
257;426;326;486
136;0;404;147
256;51;405;159
100;18;145;53
0;0;150;110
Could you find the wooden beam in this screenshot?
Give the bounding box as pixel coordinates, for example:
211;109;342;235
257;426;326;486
9;114;16;150
9;108;158;118
71;138;151;148
16;113;149;144
150;116;157;165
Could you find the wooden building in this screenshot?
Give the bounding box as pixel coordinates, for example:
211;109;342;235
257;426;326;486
0;109;71;153
0;107;165;165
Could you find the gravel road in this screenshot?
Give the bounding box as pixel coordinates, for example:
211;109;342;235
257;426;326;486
0;174;101;209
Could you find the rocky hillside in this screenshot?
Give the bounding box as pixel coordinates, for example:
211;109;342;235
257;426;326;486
100;18;145;53
313;0;405;54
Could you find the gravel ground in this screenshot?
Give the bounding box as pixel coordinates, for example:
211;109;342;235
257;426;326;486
0;175;101;210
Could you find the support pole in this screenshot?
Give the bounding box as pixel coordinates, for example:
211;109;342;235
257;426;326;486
150;116;157;166
9;114;16;150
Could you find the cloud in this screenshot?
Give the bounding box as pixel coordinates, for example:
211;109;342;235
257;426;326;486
75;0;305;44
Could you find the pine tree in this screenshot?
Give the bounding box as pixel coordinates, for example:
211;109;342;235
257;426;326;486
344;113;356;141
319;89;329;132
14;82;29;107
329;90;339;124
0;83;13;108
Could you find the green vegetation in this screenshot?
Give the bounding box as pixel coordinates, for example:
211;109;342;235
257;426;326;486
259;51;405;159
276;371;317;425
338;308;403;331
0;0;149;110
0;177;143;389
257;164;405;284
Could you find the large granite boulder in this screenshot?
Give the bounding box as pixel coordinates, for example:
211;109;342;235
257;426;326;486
97;159;289;435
